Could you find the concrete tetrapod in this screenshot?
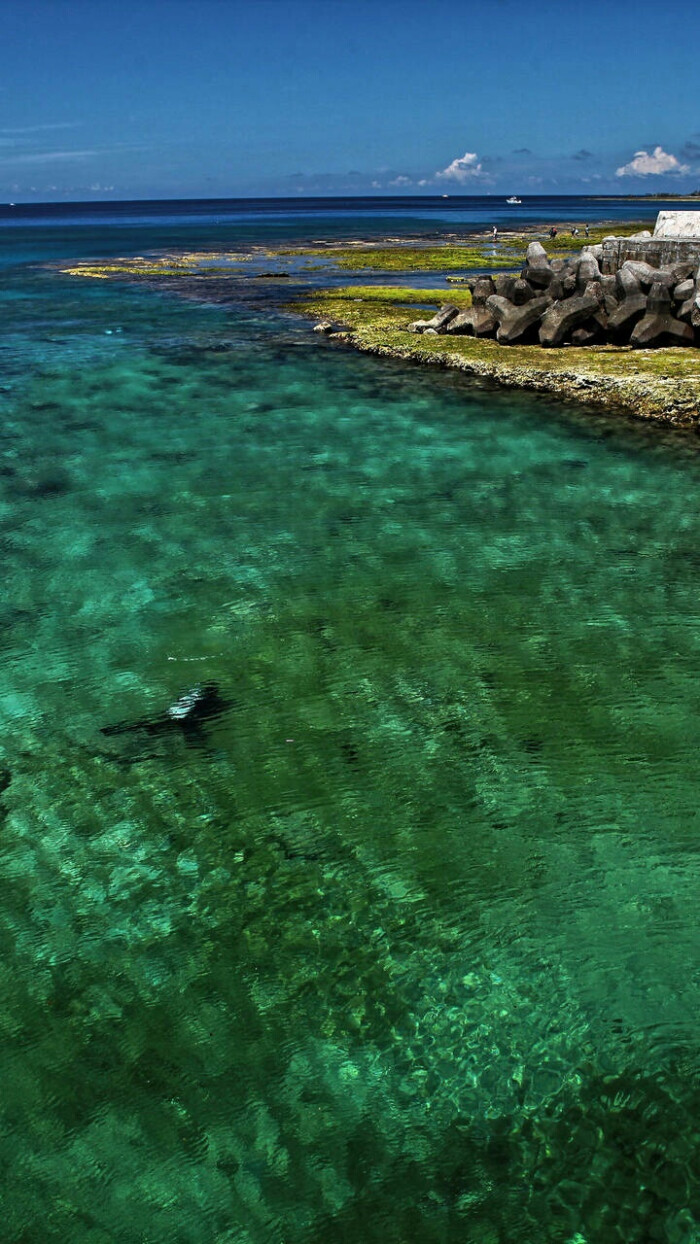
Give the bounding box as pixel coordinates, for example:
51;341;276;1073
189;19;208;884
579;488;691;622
521;240;554;289
630;313;694;347
445;307;497;337
691;265;700;329
538;282;604;348
607;295;648;336
486;293;553;344
410;304;459;334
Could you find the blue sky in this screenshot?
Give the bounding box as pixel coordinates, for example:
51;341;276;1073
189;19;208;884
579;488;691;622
1;0;699;201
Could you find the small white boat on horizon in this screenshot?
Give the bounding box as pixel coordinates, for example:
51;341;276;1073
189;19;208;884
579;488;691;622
506;196;522;205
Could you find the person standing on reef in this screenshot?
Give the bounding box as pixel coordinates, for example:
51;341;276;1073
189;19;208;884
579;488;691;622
492;225;498;241
584;224;590;237
549;226;558;239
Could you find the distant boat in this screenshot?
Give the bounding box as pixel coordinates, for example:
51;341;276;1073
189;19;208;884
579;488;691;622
506;196;522;204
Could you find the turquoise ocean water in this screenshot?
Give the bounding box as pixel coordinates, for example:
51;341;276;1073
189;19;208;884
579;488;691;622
2;197;700;1242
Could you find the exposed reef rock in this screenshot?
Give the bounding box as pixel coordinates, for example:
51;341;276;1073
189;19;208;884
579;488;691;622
410;237;700;350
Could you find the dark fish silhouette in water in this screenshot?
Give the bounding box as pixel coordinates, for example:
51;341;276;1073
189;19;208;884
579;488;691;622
101;682;229;751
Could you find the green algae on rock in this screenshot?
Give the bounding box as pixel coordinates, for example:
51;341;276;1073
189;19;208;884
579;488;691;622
54;222;700;425
274;244;519;272
293;286;700;426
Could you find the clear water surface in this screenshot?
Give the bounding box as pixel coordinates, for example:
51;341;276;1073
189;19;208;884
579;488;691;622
1;198;699;1243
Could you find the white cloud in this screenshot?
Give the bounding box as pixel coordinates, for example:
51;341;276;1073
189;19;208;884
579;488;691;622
388;174;411;186
14;149;101;163
0;149;102;166
435;151;486;183
616;145;689;177
0;122;81;135
0;145;149;168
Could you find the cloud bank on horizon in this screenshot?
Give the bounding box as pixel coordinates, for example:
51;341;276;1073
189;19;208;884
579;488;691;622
2;135;698;199
615;145;690;178
331;141;699;196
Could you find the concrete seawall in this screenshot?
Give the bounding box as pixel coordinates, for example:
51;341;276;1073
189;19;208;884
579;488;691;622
601;237;700;274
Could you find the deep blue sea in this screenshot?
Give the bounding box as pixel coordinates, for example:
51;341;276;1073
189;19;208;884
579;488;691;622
0;191;688;262
1;196;700;1243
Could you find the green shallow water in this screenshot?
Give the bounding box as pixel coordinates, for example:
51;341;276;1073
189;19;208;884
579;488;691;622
2;264;700;1243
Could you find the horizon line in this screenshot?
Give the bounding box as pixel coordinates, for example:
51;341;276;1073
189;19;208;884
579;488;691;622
2;190;700;209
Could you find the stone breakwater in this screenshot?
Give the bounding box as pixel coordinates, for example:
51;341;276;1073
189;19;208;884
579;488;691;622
410;239;700;350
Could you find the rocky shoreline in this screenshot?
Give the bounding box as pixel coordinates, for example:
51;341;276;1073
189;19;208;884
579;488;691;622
303;220;700;428
53;219;700;427
330;330;700;426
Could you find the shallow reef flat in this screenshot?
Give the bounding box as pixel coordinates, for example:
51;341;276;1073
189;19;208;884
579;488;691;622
4;226;700;1241
56;223;637;283
273;223;642;270
55;221;700;428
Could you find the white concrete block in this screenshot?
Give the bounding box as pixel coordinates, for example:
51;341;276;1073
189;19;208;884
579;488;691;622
653;210;700;238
